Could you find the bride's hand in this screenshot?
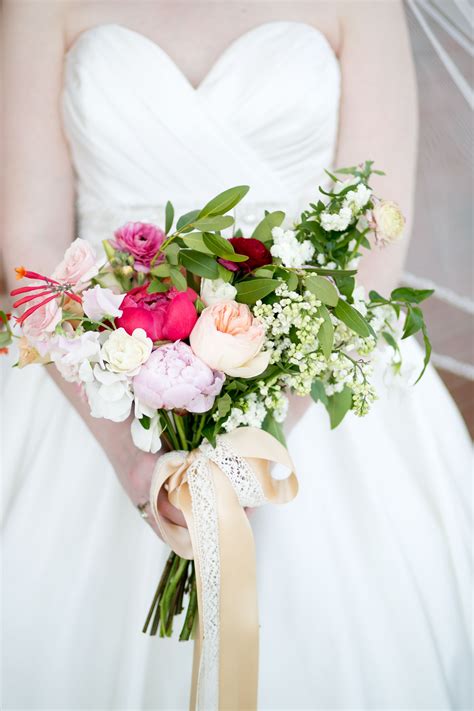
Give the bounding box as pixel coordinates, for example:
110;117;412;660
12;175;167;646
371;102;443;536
125;448;187;539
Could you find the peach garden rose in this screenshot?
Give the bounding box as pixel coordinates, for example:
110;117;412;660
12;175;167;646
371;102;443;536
189;300;270;378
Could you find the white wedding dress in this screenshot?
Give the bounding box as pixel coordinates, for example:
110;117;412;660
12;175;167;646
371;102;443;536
2;22;472;711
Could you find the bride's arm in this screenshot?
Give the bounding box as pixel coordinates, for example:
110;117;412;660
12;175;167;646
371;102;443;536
335;0;418;295
2;2;183;534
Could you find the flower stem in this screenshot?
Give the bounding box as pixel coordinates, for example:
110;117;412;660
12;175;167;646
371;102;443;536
174;414;189;450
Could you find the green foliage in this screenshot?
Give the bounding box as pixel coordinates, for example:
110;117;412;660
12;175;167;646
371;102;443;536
333;299;374;338
251;211;285;244
310;379;328;406
326;387;353;429
197;186;249;218
317;305;334;359
165;201;174;235
202;233;248;261
235;279;280;304
262;412;287;446
305;275;339;306
179;250;219;279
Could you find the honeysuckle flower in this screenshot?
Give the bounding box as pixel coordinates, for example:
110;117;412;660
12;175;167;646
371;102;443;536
52;238;99;288
371;201;405;244
82;285;125;322
113;222;166;272
133;341;225;413
85;364;133;422
101;327;152;376
200;278;237;307
190;301;270;378
131;415;163;453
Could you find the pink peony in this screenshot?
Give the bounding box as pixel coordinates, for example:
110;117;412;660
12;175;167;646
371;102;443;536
52;238;98;288
116;284;198;342
113;222;165;272
190;300;270;378
133;341;225;413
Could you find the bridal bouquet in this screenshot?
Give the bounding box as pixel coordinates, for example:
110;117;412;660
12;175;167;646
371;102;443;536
4;162;433;708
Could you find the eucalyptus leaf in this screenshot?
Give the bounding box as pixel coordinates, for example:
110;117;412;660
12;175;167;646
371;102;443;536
414;322;432;384
193;215;235;231
217;263;234;282
235;278;280;304
391;287;434;304
310;379;328;406
216;393;232;419
402;306;424;339
164;242;180;266
382;331;399;351
148;279;169;294
181;233;213;254
318;305;334;359
170;267;188;292
198;186;249;218
150;263;171;278
334;299;374;339
305;275;339;306
179;249;219;279
165;201;174;235
262;412;287;447
251;211;285;243
176;209;200;231
326;387;353;429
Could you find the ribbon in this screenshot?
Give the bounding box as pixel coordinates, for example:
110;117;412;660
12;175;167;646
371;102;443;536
149;427;298;710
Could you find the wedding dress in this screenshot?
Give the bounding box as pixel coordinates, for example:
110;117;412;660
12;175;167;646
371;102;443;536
2;22;472;710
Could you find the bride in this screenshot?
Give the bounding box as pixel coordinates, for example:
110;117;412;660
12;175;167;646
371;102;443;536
2;1;472;709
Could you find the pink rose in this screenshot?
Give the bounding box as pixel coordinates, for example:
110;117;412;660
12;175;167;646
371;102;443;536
190;301;270;378
133;341;225;413
23;298;62;356
113;222;165;272
52;238;98;288
116;284;198;342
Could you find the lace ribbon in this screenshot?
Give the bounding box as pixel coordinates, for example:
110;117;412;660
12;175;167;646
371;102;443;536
149;427;298;710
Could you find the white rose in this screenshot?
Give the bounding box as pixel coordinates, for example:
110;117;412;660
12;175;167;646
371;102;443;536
85;365;133;422
200;278;237;307
131;415;162;453
371;201;405;244
101;328;152;375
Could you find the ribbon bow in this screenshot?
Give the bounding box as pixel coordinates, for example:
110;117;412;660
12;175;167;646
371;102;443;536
150;426;298;710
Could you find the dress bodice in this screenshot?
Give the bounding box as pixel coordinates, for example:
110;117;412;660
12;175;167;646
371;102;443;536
62;21;340;243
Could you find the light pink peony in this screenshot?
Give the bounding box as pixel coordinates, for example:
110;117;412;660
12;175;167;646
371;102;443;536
52;238;98;288
133;341;225;413
113;222;165;272
189;301;270;378
23;298;62;356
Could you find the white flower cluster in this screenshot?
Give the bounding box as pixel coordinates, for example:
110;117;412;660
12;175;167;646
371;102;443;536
222;384;289;433
320;181;372;232
270;227;315;268
253;284;327;396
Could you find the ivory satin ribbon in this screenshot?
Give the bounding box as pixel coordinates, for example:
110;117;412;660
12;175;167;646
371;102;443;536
150;427;298;710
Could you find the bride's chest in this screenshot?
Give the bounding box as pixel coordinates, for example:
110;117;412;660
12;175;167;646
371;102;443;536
67;2;340;88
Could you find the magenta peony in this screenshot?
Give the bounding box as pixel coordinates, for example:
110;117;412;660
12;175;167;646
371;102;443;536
133;341;225;413
113;222;165;272
116;284;198;342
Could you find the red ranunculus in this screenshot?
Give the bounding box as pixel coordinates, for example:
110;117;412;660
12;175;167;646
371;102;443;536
219;237;272;274
116;284;198;342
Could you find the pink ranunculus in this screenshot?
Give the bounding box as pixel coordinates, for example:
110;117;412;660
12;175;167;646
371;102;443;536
52;238;98;288
116;284;198;342
22;298;62;356
190;300;270;378
133;341;225;413
113;222;166;272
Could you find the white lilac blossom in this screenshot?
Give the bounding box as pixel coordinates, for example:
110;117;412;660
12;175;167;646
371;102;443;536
220;385;289;432
320;207;352;232
270;227;314;268
320;181;372;233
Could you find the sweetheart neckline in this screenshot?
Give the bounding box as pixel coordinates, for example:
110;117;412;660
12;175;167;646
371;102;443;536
65;20;338;92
